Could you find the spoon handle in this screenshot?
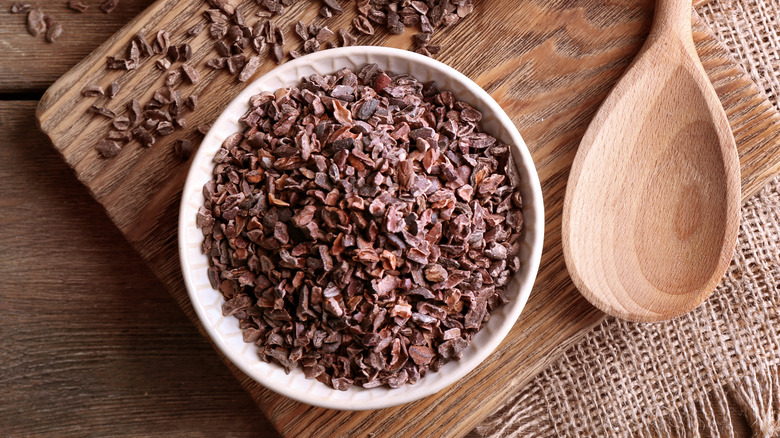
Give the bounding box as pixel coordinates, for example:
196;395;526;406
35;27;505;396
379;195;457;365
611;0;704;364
651;0;693;43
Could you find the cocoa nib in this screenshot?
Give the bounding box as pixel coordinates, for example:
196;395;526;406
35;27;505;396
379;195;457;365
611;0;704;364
67;0;88;11
82;85;105;97
197;63;522;391
107;81;120;99
96;139;121;158
181;63;200;84
26;9;46;37
45;20;62;42
100;0;119;14
89;105;116;118
11;2;32;13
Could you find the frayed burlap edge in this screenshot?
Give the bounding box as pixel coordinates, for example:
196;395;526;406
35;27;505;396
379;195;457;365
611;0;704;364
699;0;780;113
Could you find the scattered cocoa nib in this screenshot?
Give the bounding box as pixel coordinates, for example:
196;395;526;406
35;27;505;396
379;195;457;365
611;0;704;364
210;22;228;39
208;0;238;15
166;44;179;62
155;30;170;54
348;0;472;55
170;91;183;115
67;0;88;12
181;63;200;84
321;0;342;14
106;56;127;70
112;116;131;131
303;38;319;53
26;9;46;37
82;85;105;97
10;2;31;13
156;58;172;70
96;139;121;157
352;16;373;35
227;54;245;74
106;38;142;70
185;94;199;111
188;22;205;36
107;130;132;142
215;40;230;57
338;28;356;47
156;120;175;136
166;69;181;86
89;105;116;118
294;20;308;40
179;43;193;61
45;20;63;42
127;99;142;126
100;0;119;13
319;5;332;18
314;26;333;43
416;44;441;57
107;81;120;99
414;32;431;46
197;64;523;390
272;42;283;64
386;10;404;35
132;126;155;147
134;31;154;57
261;0;283;15
239;55;260;82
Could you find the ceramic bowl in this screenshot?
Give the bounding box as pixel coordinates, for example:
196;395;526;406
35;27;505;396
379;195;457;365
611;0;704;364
178;46;544;410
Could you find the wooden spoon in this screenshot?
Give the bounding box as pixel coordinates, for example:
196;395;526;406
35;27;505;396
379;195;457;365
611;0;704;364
562;0;740;322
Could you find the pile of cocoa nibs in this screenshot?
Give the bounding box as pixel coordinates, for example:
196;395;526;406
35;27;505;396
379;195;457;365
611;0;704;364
197;64;524;390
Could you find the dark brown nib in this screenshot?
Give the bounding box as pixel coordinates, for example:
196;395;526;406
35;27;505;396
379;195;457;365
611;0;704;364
82;85;105;97
100;0;119;14
67;0;88;12
10;2;32;13
26;9;46;37
45;21;63;42
181;63;200;84
96;139;121;158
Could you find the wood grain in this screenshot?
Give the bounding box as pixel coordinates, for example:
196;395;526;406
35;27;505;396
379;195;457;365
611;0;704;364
0;101;279;437
562;0;741;322
35;0;780;437
0;0;156;94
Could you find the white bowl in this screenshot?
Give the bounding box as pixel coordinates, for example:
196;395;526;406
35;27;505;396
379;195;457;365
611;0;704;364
178;46;544;410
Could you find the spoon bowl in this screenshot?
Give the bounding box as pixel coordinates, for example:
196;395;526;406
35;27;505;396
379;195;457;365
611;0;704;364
562;0;740;322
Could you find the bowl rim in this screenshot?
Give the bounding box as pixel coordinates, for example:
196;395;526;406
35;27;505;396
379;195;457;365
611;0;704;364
178;46;544;410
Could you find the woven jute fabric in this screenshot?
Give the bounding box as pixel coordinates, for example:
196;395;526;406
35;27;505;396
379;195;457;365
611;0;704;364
699;0;780;111
474;1;780;437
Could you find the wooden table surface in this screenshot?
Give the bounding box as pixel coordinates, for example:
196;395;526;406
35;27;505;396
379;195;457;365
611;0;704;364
0;1;280;435
0;0;756;436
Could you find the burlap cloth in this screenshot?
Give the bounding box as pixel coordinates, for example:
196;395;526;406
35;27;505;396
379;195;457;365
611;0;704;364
474;1;780;437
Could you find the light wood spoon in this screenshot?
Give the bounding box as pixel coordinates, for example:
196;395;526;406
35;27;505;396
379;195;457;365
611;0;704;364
562;0;741;322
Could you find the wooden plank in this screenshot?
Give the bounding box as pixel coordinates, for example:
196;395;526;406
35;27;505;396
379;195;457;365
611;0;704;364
0;101;279;437
35;0;780;437
0;0;156;94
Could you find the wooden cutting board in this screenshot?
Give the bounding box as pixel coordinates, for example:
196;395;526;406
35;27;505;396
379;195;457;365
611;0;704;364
37;0;780;436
